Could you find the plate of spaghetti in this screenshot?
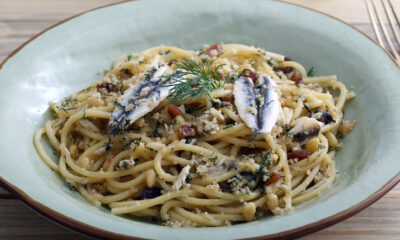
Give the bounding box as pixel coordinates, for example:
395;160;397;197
1;0;400;239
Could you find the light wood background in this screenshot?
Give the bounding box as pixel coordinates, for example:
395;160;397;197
0;0;399;239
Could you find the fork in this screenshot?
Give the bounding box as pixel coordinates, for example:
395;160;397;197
365;0;400;61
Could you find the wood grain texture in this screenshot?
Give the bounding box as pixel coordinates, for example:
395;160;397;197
0;0;399;239
0;200;88;240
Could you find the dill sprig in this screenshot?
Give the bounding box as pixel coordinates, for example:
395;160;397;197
166;58;224;104
307;66;314;77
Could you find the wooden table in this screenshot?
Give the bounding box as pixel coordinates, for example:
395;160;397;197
0;0;399;239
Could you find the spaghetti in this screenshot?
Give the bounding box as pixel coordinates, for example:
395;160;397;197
34;44;355;227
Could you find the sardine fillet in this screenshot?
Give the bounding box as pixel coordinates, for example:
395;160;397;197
233;77;258;132
233;75;280;135
109;65;168;134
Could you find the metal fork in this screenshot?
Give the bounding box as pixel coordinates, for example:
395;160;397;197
365;0;400;61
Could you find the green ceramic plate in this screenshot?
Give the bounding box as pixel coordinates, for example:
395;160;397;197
1;0;399;239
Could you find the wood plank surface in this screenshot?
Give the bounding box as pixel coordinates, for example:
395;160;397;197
0;0;399;239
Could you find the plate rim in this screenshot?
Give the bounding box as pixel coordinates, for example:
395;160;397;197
0;0;399;239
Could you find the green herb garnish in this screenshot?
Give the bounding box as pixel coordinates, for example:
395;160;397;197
225;71;239;83
303;103;312;114
56;97;77;113
240;68;252;76
223;124;233;130
81;108;87;119
132;137;142;146
266;59;274;66
114;102;125;111
307;66;314;77
286;132;294;139
56;106;77;113
166;58;224;104
160;50;171;56
209;153;218;165
63;97;72;106
102;92;112;99
65;181;77;192
259;151;273;169
256;50;266;57
116;79;124;92
146;146;155;151
185;104;205;114
227;176;240;186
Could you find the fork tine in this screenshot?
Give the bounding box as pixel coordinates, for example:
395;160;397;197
386;0;400;48
388;0;400;27
366;0;385;47
373;0;399;59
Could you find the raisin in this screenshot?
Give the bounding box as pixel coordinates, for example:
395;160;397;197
206;44;223;56
97;83;115;93
265;172;280;186
284;56;293;61
291;71;302;85
168;60;177;66
139;188;162;199
167;104;182;118
222;94;235;103
273;66;293;73
287;149;311;160
241;70;259;84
